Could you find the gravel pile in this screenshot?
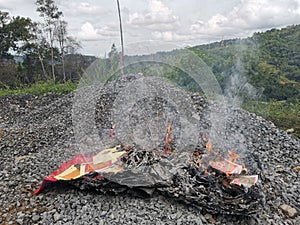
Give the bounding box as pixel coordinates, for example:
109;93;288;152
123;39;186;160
0;74;299;224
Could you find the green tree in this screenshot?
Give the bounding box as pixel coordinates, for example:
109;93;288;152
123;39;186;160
0;11;32;87
0;10;32;60
36;0;63;82
55;20;81;82
108;43;120;72
23;22;50;81
55;20;67;82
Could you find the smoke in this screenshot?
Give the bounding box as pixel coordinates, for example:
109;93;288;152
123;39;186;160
72;40;265;169
208;41;265;159
224;57;263;107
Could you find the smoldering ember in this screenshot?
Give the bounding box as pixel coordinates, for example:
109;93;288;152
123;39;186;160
0;74;299;224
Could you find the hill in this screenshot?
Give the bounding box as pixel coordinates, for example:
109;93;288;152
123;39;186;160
190;24;300;101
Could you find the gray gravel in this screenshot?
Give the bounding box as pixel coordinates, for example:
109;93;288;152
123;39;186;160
0;75;299;224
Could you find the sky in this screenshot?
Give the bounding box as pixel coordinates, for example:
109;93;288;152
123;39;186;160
1;0;300;56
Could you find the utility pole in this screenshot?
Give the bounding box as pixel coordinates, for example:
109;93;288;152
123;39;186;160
116;0;124;74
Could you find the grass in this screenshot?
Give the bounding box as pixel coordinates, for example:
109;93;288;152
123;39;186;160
0;80;77;97
242;99;300;138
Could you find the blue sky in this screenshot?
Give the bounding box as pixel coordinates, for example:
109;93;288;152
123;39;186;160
1;0;300;56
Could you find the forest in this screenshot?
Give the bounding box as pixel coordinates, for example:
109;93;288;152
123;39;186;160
0;0;93;88
0;1;299;137
190;25;300;137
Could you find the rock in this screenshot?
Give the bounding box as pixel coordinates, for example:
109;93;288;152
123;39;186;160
32;215;40;222
205;213;216;224
292;166;300;173
53;212;61;222
101;203;110;211
286;128;294;134
100;211;107;217
279;204;298;218
16;219;23;224
176;211;182;219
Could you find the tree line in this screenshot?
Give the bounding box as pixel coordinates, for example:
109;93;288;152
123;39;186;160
0;0;94;88
189;24;300;101
108;24;299;102
1;0;299;104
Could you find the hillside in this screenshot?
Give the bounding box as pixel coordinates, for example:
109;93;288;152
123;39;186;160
118;24;300;138
190;24;300;101
1;24;299;137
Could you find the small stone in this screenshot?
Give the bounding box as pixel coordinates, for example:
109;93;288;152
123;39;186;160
199;215;207;223
32;215;40;222
279;204;298;218
53;212;61;222
292;166;300;173
100;211;107;217
17;212;25;219
204;213;215;224
110;212;115;220
16;219;23;224
170;213;177;220
102;204;110;211
286;128;294;133
176;219;182;225
176;211;182;219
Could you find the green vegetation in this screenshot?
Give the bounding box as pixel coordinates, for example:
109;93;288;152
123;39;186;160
186;25;300;138
0;1;84;87
0;80;77;96
242;99;300;138
121;25;300;137
189;24;300;101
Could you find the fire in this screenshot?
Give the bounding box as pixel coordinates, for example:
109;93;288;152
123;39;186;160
206;141;212;153
222;179;229;188
164;124;172;154
227;150;240;163
166;124;171;133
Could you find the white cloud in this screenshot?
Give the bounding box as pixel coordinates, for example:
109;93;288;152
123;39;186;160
2;0;300;56
191;0;300;38
63;2;110;16
78;22;99;41
152;31;193;42
0;0;29;10
127;0;179;30
77;22;118;41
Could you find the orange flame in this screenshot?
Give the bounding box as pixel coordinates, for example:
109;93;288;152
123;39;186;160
166;124;171;133
223;179;229;188
164;124;171;154
206;141;212;153
227;150;239;163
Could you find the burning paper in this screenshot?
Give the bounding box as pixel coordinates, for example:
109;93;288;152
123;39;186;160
209;158;243;174
35;141;261;215
230;175;259;188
